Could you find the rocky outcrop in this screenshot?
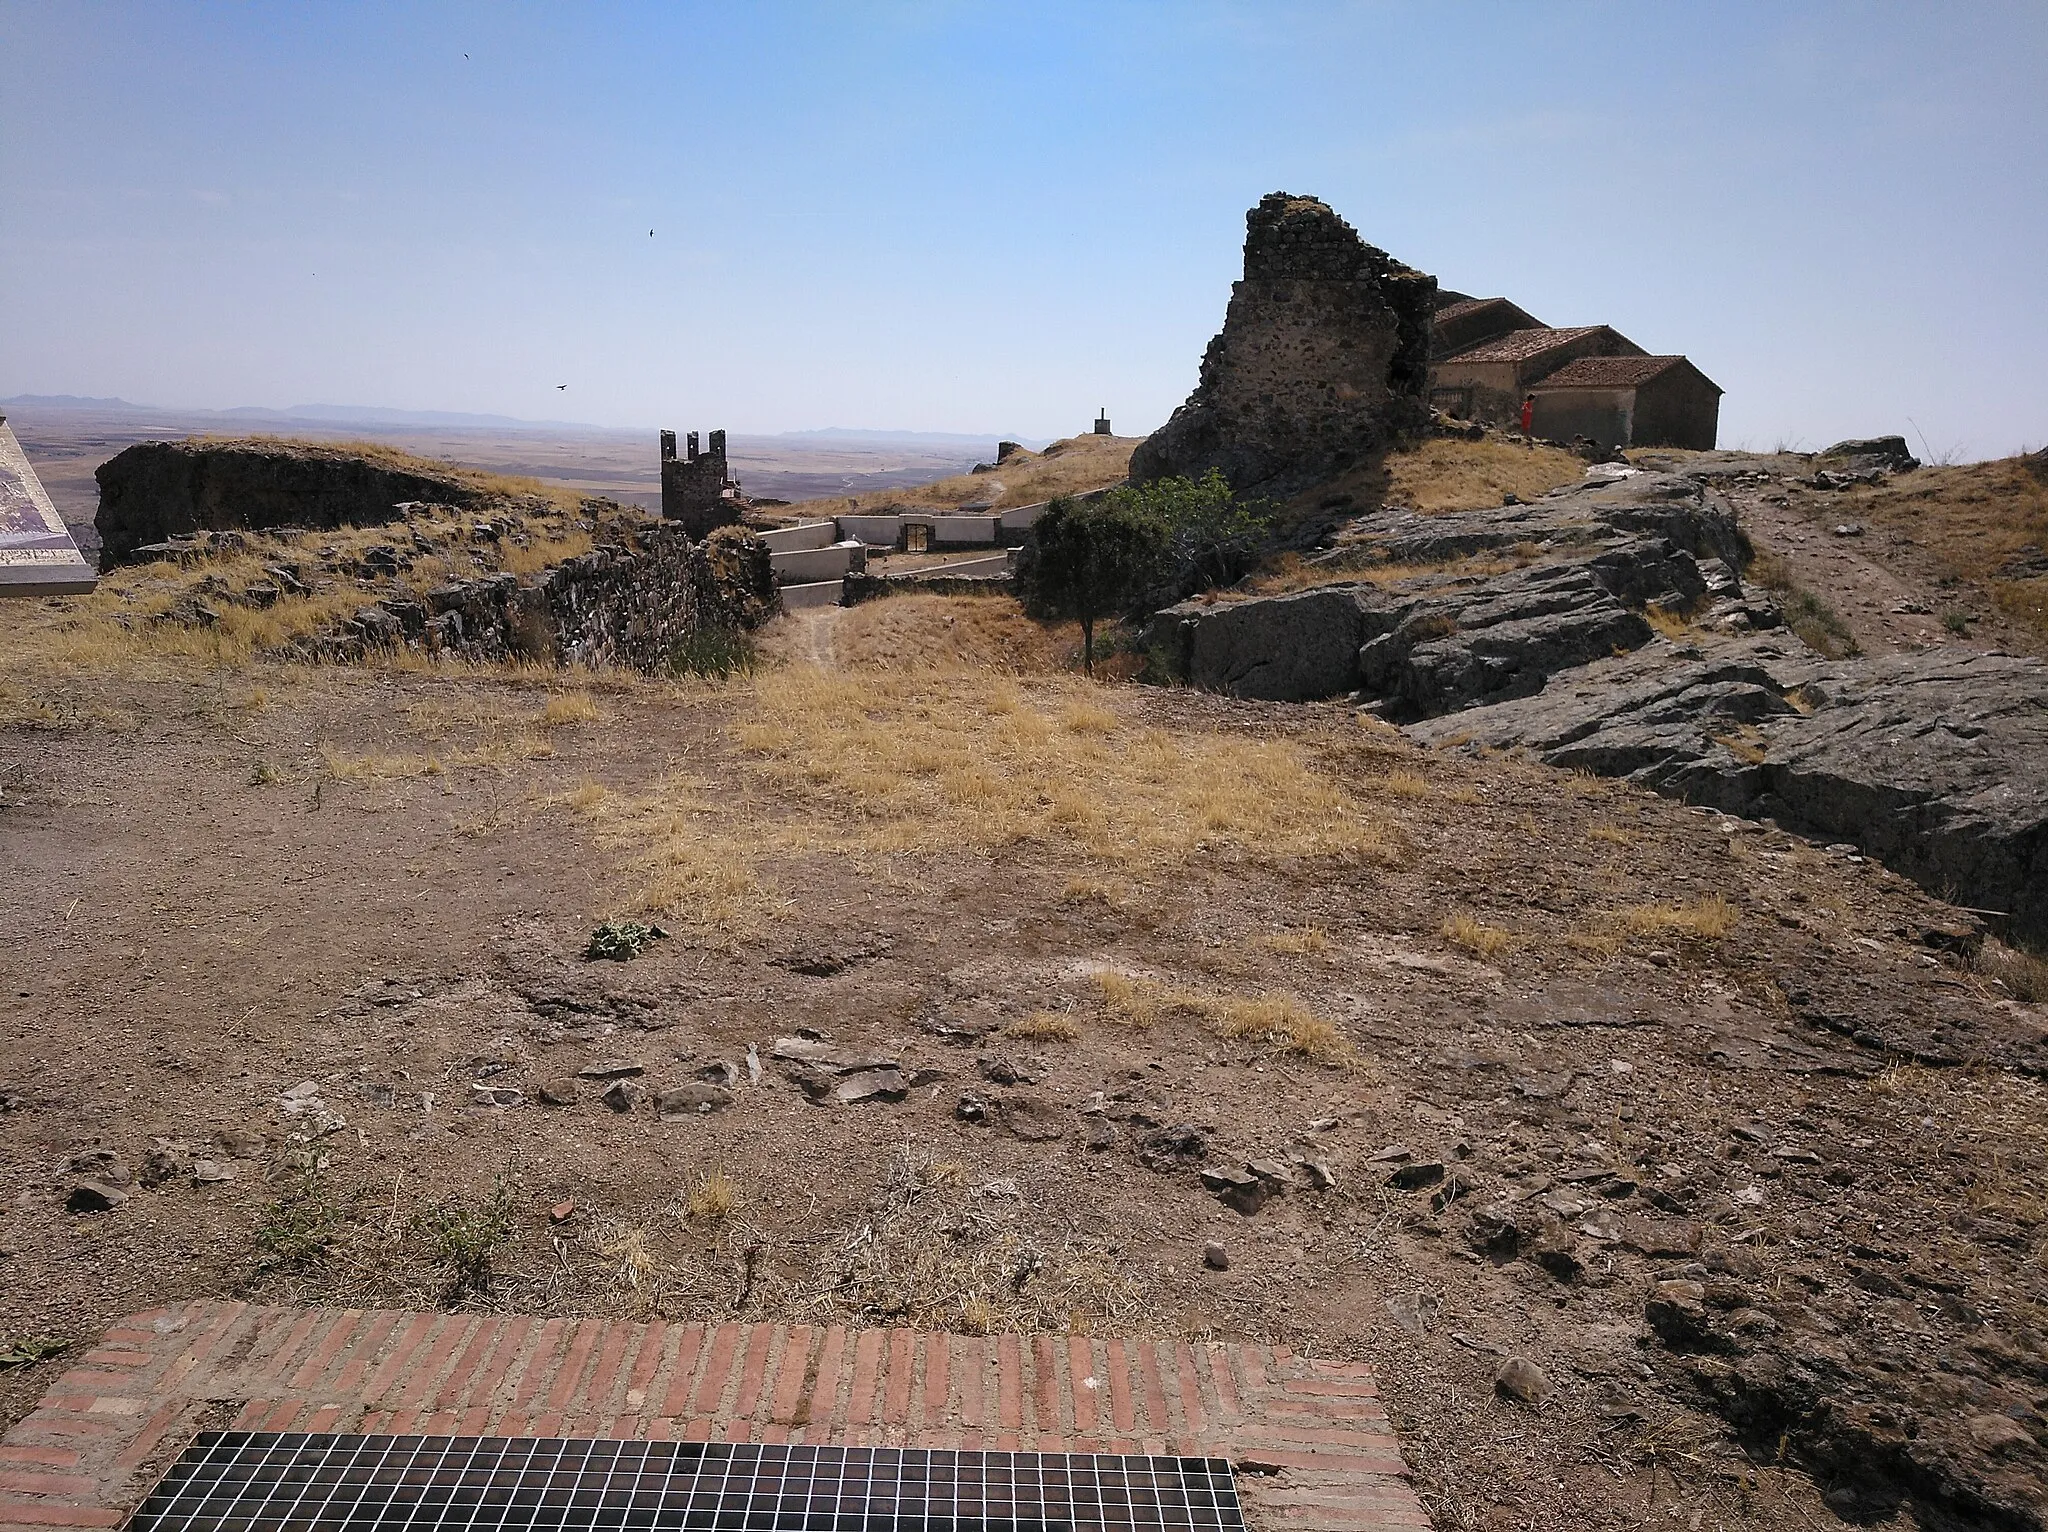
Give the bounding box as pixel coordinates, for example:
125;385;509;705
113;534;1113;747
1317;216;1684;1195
1410;637;2048;939
95;439;488;569
1144;471;1772;715
1820;435;1920;474
1129;193;1436;502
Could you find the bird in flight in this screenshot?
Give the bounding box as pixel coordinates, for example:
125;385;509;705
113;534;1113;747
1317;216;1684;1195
557;384;567;391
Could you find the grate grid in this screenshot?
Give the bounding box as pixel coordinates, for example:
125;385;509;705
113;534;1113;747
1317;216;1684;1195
127;1433;1249;1532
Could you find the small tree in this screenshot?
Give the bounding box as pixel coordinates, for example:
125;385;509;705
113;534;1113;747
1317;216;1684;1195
1017;495;1166;675
1112;469;1269;597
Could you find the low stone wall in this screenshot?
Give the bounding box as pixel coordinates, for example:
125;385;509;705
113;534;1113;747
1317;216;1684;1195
315;521;774;671
842;571;1015;605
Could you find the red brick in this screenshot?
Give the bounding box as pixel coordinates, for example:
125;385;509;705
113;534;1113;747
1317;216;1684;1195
0;1504;125;1526
1029;1335;1060;1435
803;1326;845;1428
846;1329;884;1427
953;1336;986;1430
732;1324;775;1422
995;1335;1022;1430
1282;1378;1384;1399
330;1310;404;1396
766;1324;814;1425
660;1323;707;1418
1104;1340;1136;1433
109;1400;185;1475
1203;1341;1241;1420
508;1317;568;1410
460;1317;530;1413
921;1333;949;1430
1135;1340;1171;1437
883;1330;914;1426
1175;1342;1206;1438
0;1470;97;1497
7;1419;122;1444
692;1324;741;1418
543;1319;604;1413
160;1301;251;1394
288;1310;366;1391
576;1317;636;1417
360;1312;438;1403
390;1315;478;1410
1067;1337;1099;1435
75;1350;153;1372
0;1447;80;1470
618;1322;665;1410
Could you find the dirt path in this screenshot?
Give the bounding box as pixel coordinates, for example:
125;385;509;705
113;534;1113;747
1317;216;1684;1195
1723;477;2038;657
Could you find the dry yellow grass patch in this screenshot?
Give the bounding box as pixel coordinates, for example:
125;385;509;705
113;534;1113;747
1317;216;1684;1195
564;781;610;814
1589;824;1635;845
1644;604;1692;641
1262;924;1330;955
1381;770;1429;798
1061;878;1126;908
729;666;1395;870
1237;551;1518;599
1443;912;1514;958
1213;992;1351;1064
685;1169;738;1223
1617;896;1739;940
1009;1011;1082;1042
602;774;776;938
795;593;1080;674
1383;437;1585;514
1089;973;1348;1064
538;692;602;728
322;746;446;780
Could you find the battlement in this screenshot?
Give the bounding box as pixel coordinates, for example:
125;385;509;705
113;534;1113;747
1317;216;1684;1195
659;427;743;536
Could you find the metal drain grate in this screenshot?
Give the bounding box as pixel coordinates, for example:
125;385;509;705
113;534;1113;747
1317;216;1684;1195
129;1432;1248;1531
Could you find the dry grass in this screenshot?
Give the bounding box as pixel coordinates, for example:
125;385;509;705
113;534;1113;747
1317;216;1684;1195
728;666;1397;870
1644;604;1692;640
186;434;578;508
1747;550;1860;659
684;1169;738;1223
779;434;1136;519
564;781;610;815
1237;551;1518;599
1009;1011;1082;1042
782;593;1080;674
1262;924;1330;955
1061;878;1126;908
1381;770;1430;798
1814;455;2048;651
1383;437;1586;514
602;774;776;939
1975;940;2048;1003
1589;824;1635;845
1213;992;1351;1064
1442;912;1514;959
1088;973;1348;1063
537;692;602;728
1616;897;1740;940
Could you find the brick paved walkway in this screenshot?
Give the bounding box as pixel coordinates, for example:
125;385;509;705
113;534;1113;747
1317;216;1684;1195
0;1303;1424;1529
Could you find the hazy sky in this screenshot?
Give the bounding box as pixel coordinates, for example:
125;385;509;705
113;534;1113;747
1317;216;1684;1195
4;3;2044;456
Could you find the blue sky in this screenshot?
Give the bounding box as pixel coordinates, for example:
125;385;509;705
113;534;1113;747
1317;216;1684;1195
4;2;2044;457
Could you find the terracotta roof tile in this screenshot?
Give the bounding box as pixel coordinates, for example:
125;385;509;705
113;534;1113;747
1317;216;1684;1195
1437;326;1605;364
1535;355;1719;391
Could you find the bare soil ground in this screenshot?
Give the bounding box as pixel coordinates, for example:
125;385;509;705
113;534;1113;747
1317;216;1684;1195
4;568;2045;1530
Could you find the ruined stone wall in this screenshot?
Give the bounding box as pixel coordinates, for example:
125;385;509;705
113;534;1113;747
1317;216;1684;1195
319;520;774;672
1129;193;1437;500
95;439;485;570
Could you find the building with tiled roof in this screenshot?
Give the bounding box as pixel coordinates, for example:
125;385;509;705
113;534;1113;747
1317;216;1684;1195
1429;324;1646;427
1431;295;1545;359
1530;354;1722;450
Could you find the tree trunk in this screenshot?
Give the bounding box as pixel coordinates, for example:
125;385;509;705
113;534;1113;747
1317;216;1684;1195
1080;615;1095;676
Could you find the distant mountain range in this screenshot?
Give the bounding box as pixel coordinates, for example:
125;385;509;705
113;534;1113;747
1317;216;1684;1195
0;397;1050;448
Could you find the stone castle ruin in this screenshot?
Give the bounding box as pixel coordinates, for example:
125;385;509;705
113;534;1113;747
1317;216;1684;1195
1130;193;1437;500
660;428;744;536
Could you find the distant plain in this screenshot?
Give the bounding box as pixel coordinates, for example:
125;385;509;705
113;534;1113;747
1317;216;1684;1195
2;399;1025;559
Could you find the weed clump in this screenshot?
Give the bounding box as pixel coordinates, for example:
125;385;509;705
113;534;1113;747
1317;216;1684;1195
586;919;669;962
416;1175;516;1297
